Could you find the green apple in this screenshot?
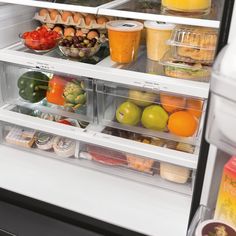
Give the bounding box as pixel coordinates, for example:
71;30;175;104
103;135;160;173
128;90;157;107
141;105;169;131
116;101;141;126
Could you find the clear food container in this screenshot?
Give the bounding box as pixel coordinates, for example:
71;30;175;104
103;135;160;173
161;0;212;15
0;63;94;123
206;44;236;155
166;25;218;65
96;81;205;144
1;122;77;158
160;52;211;82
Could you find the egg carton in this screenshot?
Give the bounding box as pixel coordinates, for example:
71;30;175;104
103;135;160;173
34;12;113;29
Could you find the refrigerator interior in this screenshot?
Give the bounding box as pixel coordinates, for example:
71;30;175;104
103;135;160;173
0;0;234;235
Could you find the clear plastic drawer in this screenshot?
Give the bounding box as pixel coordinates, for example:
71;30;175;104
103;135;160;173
0;63;94;124
96;80;206;146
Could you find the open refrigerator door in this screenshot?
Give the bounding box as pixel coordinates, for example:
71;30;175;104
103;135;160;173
0;0;235;235
188;13;236;236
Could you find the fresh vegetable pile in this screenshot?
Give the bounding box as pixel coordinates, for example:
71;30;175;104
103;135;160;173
21;26;61;51
18;72;87;111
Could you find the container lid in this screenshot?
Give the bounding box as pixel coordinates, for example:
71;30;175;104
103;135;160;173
144;21;175;30
166;25;218;50
106;20;143;32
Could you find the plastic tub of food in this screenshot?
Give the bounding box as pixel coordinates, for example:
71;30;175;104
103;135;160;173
144;21;175;61
167;26;218;65
106;20;143;63
161;0;212;15
58;35;102;59
160;52;211;82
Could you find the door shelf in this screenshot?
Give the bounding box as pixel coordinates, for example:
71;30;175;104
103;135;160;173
0;121;194;195
1;42;210;98
0;0;222;28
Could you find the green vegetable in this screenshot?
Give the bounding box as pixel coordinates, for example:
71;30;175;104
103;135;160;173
17;71;49;103
63;79;86;110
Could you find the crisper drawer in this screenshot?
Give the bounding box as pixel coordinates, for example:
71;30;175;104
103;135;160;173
0;62;94;124
0;121;79;160
96;80;206;146
0;121;194;195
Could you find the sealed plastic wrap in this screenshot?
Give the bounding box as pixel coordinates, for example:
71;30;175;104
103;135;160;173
206;43;236;155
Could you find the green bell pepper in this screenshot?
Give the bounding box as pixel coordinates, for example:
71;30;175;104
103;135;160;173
17;71;49;103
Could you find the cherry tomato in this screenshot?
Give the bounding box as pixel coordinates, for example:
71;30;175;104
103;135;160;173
22;32;30;39
30;31;40;40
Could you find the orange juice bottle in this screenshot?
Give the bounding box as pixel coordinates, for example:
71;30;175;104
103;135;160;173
215;156;236;228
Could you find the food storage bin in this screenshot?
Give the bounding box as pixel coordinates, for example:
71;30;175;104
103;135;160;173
78;142;193;193
160;51;211;82
0;63;94;123
0;122;77;159
96;80;205;143
166;25;218;65
161;0;212;15
206;44;236;155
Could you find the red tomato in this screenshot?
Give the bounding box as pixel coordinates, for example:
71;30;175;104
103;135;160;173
22;32;30;39
30;31;40;40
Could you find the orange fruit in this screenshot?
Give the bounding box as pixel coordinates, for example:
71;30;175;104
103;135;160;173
168;111;198;137
160;93;186;113
186;99;203;119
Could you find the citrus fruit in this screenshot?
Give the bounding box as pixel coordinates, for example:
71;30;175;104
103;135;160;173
128;90;157;107
168;111;198;137
141;105;169;131
160;93;186;113
186;99;203;119
116;101;141;126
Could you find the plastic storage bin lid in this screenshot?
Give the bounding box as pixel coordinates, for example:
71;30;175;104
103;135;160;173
144;21;175;30
166;25;218;50
210;42;236;102
106;20;143;32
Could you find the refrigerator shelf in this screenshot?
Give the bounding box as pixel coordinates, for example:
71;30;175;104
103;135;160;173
0;0;221;28
0;43;210;98
0;121;194;195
